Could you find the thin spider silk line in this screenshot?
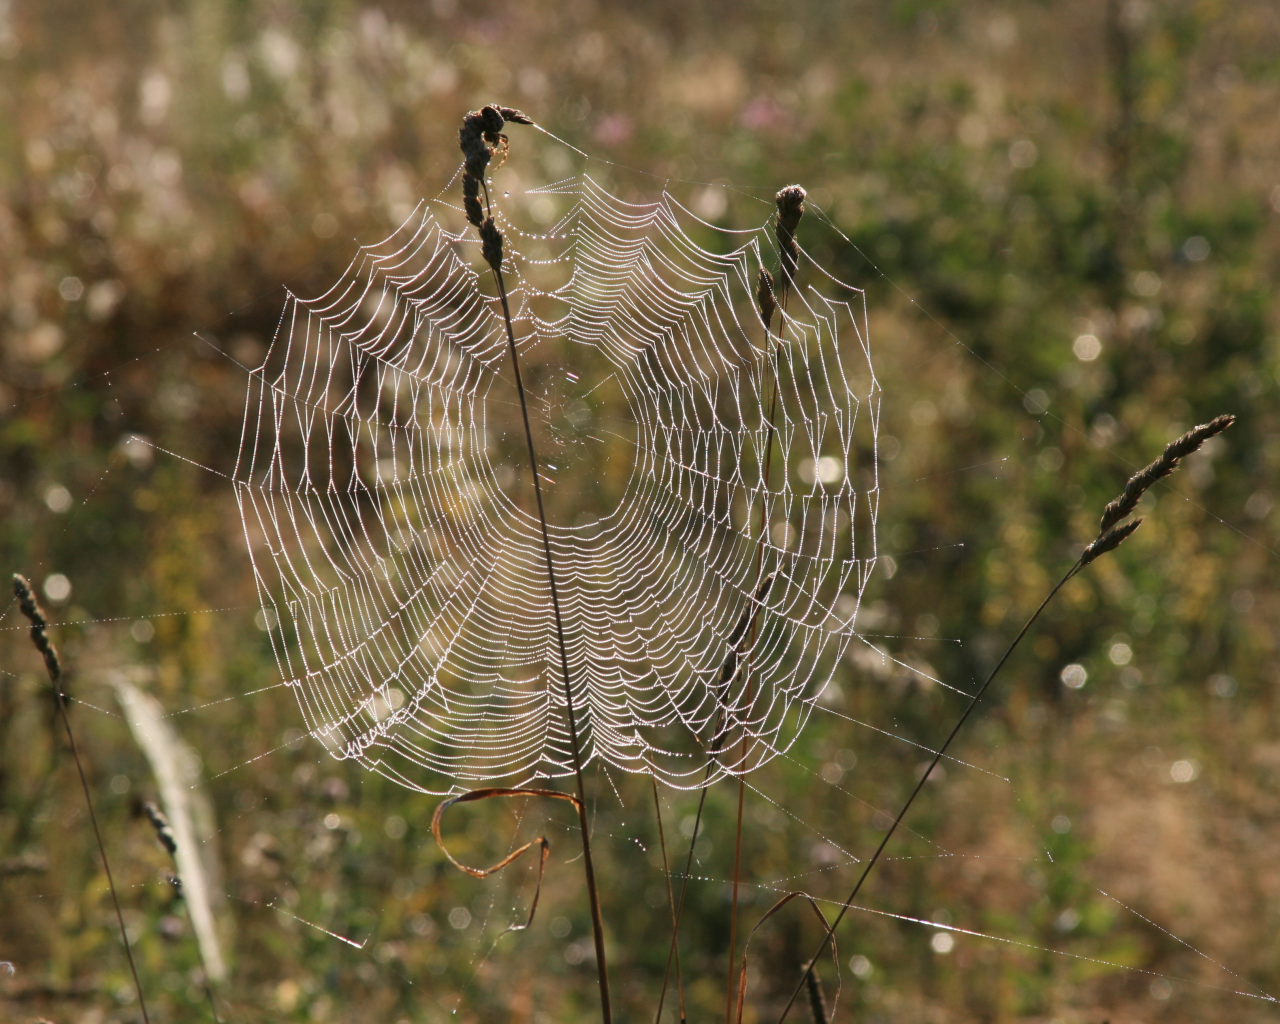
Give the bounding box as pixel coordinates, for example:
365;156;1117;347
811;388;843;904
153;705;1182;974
648;761;1279;1009
803;198;1280;562
233;171;879;795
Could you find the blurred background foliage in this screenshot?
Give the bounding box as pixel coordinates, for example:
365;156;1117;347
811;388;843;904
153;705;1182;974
3;0;1280;1021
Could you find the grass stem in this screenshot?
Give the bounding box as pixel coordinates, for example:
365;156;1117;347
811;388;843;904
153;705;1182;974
656;772;711;1024
660;570;774;1022
485;197;613;1024
726;213;793;1024
651;779;688;1023
12;574;151;1024
775;562;1082;1022
458;106;611;1022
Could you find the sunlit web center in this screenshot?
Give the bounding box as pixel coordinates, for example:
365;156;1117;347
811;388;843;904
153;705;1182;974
488;338;636;528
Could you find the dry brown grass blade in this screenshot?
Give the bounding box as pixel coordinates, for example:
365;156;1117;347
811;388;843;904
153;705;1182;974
734;892;839;1024
431;787;582;934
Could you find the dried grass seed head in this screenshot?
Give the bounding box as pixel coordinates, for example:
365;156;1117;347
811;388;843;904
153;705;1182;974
1098;414;1236;533
142;801;178;855
495;106;533;126
756;267;776;329
1080;518;1143;567
13;573;60;683
775;184;806;289
462;174;484;228
458;112;495;179
458;105;532;270
776;185;806;230
459;105;533;179
479;219;505;272
804;964;829;1024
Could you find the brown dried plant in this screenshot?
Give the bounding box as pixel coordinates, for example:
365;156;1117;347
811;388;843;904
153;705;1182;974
1097;414;1236;535
725;184;807;1024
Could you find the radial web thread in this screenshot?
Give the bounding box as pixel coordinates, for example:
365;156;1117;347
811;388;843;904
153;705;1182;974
233;173;880;793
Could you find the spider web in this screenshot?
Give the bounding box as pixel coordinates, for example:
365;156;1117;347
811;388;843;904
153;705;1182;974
5;144;1272;1024
232;171;879;794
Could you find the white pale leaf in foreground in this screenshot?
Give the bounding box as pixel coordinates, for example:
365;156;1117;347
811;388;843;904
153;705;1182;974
111;675;227;981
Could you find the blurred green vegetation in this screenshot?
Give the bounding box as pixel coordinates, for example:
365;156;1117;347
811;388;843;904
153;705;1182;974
3;0;1280;1022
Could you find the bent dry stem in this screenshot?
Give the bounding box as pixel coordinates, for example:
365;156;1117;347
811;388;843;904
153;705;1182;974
458;105;612;1024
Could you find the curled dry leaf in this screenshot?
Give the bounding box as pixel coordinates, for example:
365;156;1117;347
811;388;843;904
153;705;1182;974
431;787;582;934
735;891;840;1024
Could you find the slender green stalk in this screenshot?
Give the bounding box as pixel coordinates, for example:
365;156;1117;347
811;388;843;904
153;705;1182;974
772;412;1232;1022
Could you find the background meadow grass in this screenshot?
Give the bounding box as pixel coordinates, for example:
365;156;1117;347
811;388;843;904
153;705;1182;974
3;0;1280;1021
